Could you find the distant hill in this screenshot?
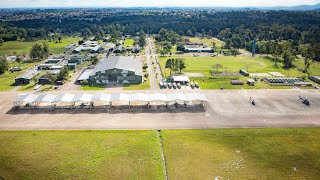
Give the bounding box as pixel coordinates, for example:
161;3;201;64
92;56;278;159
263;3;320;11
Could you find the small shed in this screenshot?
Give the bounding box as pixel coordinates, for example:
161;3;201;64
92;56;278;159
38;74;52;85
294;82;313;87
240;69;249;76
67;63;77;70
247;79;255;86
230;80;244;85
68;57;83;65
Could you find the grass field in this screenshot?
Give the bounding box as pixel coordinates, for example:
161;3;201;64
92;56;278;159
0;37;82;55
162;128;320;179
0;131;164;180
0;61;39;91
188;37;225;48
1;128;320;179
123;77;150;90
124;38;135;47
158;55;319;89
80;84;106;90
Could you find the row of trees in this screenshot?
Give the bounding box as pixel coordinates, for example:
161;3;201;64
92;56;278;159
165;58;186;76
156;29;181;56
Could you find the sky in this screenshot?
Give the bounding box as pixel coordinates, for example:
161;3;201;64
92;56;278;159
0;0;319;8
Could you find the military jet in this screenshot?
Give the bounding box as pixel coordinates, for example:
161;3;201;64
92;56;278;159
299;96;311;106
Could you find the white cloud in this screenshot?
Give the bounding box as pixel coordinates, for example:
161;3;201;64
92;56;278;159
1;0;319;8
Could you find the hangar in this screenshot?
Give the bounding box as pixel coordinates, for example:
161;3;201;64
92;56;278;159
88;56;142;85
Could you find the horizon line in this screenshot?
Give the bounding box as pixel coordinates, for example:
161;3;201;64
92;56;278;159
0;3;319;9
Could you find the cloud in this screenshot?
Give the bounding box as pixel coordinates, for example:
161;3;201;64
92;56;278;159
0;0;319;8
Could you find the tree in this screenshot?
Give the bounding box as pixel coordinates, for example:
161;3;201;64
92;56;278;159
0;58;9;74
16;57;22;67
82;28;92;39
139;30;147;48
282;50;295;68
0;38;3;46
95;32;102;40
224;39;232;51
211;41;217;49
212;64;223;73
186;30;193;37
110;29;119;39
57;66;69;81
91;56;99;65
47;73;57;85
29;43;45;61
191;27;197;37
57;36;62;43
176;44;185;52
208;30;213;37
201;29;206;37
301;44;315;73
176;58;186;73
165;58;174;76
32;76;39;85
43;42;50;59
159;41;172;56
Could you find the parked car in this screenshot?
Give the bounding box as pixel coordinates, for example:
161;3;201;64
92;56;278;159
56;81;64;85
172;83;177;89
195;82;199;89
190;82;195;89
159;82;164;89
177;83;181;89
10;67;22;72
163;82;168;89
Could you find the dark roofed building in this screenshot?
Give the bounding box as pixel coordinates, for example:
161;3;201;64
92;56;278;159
38;74;52;85
15;69;39;85
68;57;83;65
88;56;142;85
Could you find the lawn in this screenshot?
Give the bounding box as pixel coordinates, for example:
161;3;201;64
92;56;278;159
188;37;225;48
80;84;106;90
124;38;135;47
0;61;39;91
162;128;320;180
1;129;320;179
158;55;319;89
0;131;164;180
123;76;150;90
0;36;82;55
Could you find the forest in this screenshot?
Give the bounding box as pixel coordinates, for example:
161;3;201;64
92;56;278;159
0;10;320;60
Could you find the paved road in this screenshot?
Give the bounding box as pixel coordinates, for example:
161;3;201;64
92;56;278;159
0;89;319;130
145;38;159;90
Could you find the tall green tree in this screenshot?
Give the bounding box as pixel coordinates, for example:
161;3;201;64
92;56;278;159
301;44;315;73
138;30;147;48
176;58;186;73
282;50;295;68
57;66;69;81
0;58;9;74
16;57;22;67
91;56;99;65
212;64;223;73
43;42;50;59
29;43;45;61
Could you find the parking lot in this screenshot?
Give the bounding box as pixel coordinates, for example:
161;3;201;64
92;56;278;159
0;89;319;130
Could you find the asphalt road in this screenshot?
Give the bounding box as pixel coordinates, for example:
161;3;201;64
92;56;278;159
0;89;319;130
